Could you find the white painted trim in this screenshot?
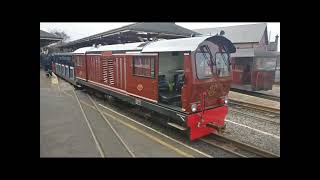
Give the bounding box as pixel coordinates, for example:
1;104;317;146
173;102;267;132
126;92;158;103
88;80;127;94
125;51;143;54
113;53;158;56
76;77;87;81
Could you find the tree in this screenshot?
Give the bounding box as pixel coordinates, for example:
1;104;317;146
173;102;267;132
49;30;70;42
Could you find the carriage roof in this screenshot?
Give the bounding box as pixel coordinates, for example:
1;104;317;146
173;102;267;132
141;35;236;53
72;35;236;54
72;46;98;54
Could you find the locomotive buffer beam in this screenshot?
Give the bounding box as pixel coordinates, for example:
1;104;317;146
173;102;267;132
206;123;226;133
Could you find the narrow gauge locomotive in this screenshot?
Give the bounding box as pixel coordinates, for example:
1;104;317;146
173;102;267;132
54;35;236;140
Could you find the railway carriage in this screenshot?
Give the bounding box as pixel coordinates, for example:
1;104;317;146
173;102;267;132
50;52;77;85
72;35;236;140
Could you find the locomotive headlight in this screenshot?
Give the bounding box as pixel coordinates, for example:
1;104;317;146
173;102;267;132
223;96;228;104
191;104;197;112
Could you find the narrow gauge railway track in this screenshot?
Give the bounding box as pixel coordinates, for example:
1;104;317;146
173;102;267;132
200;133;279;158
228;108;280;125
230;89;280;102
72;88;135;157
228;100;280;116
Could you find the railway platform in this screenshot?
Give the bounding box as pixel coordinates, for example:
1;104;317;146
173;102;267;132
231;84;280;98
40;70;209;157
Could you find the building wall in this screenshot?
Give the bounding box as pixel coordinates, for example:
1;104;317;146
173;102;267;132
275;55;280;83
259;29;268;48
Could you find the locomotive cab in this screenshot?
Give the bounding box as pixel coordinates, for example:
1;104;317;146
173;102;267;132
143;35;236;140
158;52;185;107
187;39;232;114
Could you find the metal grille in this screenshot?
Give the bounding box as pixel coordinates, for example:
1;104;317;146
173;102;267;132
102;59;108;84
106;59;115;85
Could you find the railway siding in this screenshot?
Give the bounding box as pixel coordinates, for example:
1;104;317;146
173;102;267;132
228;91;280;110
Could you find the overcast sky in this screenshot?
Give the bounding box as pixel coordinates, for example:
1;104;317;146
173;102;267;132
40;22;280;51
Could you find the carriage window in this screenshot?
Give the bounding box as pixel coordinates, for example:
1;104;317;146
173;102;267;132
215;52;230;77
133;56;155;78
70;67;74;79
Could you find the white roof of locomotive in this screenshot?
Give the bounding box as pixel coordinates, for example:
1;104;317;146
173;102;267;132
72;35;235;54
89;42;145;52
72;46;98;54
141;36;210;53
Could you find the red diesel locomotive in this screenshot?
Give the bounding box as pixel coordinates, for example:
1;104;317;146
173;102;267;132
63;35;235;140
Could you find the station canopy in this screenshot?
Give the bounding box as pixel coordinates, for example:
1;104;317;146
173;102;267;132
40;30;63;47
57;23;201;51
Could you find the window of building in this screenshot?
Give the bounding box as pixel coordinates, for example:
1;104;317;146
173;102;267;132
133;56;155;78
255;57;277;70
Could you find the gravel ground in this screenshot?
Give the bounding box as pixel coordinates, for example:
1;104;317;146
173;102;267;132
223;122;280;155
223;106;280;156
229;104;280;123
227;109;280;136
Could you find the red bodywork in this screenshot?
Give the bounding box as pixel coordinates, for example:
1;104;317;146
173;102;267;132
187;106;228;140
74;54;87;81
182;53;230;141
83;53;159;102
